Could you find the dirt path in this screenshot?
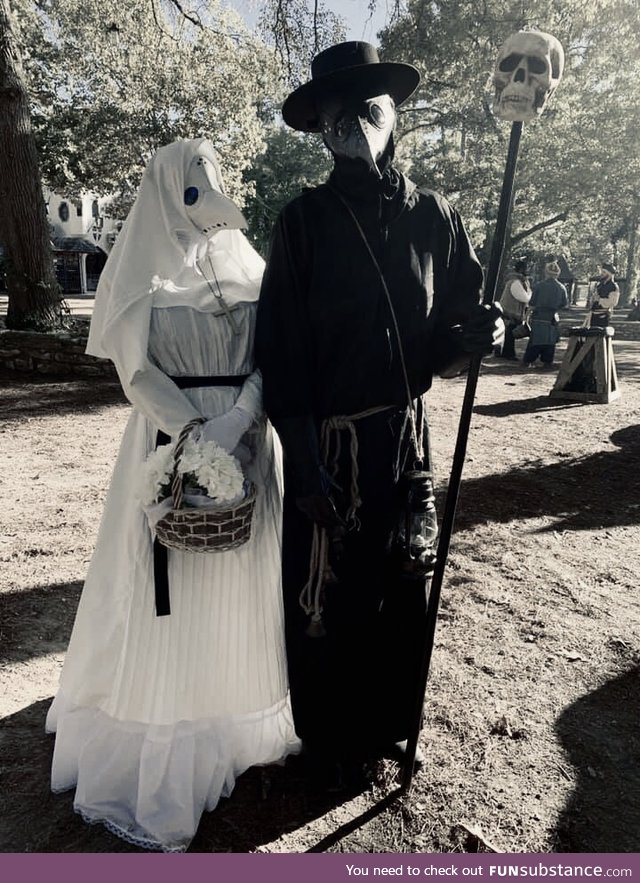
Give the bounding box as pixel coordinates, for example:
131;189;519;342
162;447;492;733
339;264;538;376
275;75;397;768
1;334;639;853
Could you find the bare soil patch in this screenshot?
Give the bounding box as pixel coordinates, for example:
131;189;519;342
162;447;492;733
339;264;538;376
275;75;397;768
1;334;639;854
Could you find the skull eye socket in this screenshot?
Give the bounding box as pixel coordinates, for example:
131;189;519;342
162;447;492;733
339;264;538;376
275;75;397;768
499;53;523;72
368;102;386;128
527;55;547;75
184;186;199;206
499;52;548;76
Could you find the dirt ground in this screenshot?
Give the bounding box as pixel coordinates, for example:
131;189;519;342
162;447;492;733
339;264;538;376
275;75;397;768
1;325;639;854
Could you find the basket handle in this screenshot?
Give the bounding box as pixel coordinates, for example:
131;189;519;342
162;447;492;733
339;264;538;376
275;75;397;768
170;418;205;509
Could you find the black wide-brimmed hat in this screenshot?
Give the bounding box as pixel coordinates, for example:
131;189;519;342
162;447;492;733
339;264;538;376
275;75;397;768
282;41;421;132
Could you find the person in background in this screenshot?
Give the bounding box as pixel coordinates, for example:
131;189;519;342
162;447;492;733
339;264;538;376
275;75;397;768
627;297;640;320
497;258;532;360
522;260;568;369
590;262;620;327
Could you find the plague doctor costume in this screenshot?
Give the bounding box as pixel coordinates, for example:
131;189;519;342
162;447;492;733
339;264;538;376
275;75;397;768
46;138;299;852
256;43;498;773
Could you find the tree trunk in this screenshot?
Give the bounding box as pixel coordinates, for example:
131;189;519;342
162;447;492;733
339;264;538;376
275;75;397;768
0;0;63;330
625;211;638;306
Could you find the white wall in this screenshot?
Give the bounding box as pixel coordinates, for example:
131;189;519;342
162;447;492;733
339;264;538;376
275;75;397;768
44;189;121;253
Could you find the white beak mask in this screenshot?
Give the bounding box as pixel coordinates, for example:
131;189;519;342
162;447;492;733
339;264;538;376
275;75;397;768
319;93;396;177
183;150;247;236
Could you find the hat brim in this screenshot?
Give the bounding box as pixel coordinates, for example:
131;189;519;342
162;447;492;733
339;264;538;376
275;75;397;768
282;62;421;132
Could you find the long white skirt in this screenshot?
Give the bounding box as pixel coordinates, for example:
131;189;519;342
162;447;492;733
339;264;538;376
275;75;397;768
46;402;300;851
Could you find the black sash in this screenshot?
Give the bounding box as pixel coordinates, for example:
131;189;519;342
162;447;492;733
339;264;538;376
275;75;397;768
153;373;249;616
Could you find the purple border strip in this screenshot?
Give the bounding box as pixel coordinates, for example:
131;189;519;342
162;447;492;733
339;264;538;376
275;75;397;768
2;853;639;883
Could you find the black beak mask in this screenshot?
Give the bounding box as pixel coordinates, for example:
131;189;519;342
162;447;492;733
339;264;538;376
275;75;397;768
318;93;396;178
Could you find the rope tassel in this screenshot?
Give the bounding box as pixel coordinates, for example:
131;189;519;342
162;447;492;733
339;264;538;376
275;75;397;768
306;611;327;639
300;524;329;637
299;405;392;637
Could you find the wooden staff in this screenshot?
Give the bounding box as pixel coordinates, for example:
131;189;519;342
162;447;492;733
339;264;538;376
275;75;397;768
401;28;565;791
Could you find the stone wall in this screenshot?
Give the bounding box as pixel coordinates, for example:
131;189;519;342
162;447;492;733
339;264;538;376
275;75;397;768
0;326;117;378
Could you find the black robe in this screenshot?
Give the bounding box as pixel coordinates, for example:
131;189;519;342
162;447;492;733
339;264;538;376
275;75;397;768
255;158;483;758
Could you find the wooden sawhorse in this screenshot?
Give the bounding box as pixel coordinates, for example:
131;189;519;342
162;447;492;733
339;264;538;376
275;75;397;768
549;326;620;404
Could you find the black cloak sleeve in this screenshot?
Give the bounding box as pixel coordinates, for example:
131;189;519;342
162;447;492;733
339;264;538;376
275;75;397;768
426;196;485;377
255;204;327;497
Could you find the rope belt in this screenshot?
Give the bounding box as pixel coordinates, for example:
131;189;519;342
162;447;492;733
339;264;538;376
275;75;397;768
299;404;394;636
153;373;249;617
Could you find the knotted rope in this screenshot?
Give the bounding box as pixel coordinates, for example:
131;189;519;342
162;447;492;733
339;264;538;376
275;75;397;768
301;187;429;636
299;405;393;637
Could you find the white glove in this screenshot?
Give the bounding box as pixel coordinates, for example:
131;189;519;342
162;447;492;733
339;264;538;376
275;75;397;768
199;370;263;454
200;407;253;453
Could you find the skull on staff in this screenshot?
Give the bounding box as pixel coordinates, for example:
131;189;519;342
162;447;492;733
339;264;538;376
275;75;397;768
493;29;565;122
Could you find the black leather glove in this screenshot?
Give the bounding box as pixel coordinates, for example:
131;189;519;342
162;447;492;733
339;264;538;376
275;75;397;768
456;303;505;354
273;415;348;537
437;303;505;378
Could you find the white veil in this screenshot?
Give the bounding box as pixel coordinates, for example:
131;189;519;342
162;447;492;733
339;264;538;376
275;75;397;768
86;138;264;385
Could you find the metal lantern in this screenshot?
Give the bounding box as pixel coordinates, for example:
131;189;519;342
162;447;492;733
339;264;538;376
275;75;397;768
395;470;438;579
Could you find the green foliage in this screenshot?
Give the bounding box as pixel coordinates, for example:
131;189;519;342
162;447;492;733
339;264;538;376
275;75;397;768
243;126;332;256
383;0;640;283
10;0;640;295
11;0;346;250
16;0;281;214
257;0;346;87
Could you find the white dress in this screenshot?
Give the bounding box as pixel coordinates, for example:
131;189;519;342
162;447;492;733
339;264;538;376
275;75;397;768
46;299;300;852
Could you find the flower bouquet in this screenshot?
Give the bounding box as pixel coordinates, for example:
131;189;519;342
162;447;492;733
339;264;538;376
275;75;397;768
139;419;255;552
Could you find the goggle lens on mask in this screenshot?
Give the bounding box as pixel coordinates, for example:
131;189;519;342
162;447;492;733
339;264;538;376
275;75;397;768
368;102;387;127
333;100;388;140
184;186;199;206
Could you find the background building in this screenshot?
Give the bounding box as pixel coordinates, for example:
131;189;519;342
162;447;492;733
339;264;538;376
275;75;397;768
45;190;121;294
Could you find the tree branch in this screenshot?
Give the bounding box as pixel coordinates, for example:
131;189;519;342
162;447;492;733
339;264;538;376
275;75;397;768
509;212;568;245
275;0;293;81
151;0;179;42
395;118;446;145
160;0;245;42
165;0;201;27
313;0;319;53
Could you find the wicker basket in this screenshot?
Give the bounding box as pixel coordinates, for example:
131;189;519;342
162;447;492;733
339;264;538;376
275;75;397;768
154;418;255;553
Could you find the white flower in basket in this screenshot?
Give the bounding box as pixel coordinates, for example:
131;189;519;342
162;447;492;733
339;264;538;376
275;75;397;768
138;424;254;551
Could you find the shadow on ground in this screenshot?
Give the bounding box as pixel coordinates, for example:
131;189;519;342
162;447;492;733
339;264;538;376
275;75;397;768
453;425;640;533
553;667;640;852
1;581;83;665
2;587;387;852
1;584;392;851
0;699;140;852
474;393;585;418
0;698;388;853
478;338;640;388
0;372;126;421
